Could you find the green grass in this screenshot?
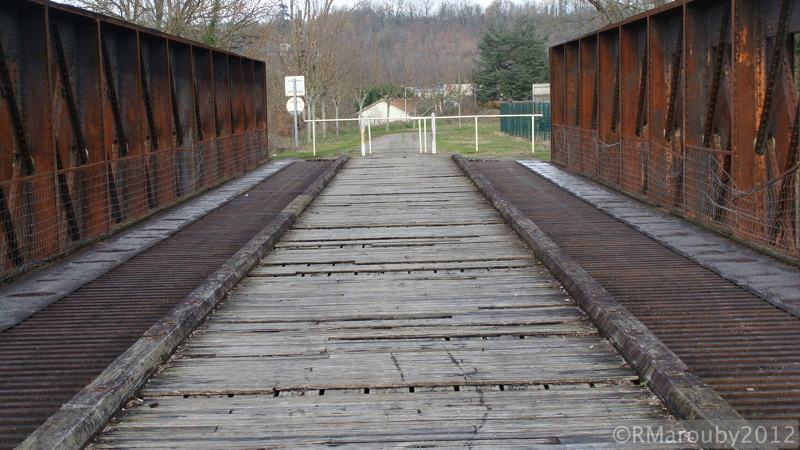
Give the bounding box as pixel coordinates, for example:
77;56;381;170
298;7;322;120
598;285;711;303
271;119;550;160
271;122;418;159
434;120;550;160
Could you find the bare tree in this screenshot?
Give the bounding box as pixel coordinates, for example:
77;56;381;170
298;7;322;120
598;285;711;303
67;0;274;50
351;67;374;118
384;84;404;131
446;75;469;127
347;36;380;119
279;0;357;140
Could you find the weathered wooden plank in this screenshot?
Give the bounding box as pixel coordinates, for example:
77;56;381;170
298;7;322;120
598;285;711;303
142;347;635;396
180;334;609;358
278;223;515;242
265;243;533;265
250;259;538;276
237;266;557;283
276;236;524;252
205;306;577;324
200;305;583;325
96;388;684;448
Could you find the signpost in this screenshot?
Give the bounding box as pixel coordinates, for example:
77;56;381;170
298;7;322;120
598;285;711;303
285;76;305;148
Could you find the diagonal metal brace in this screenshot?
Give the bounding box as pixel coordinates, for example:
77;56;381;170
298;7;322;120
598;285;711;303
101;36;128;157
0;40;34;176
611;70;620;133
139;49;158;153
754;0;794;156
635;47;648;137
591;60;599;130
193;65;204;142
169;60;184;146
664;23;683;142
51;25;88;165
138;50;157;211
702;7;731;148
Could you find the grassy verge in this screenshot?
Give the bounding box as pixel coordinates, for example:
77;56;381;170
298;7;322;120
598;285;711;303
271;122;418;159
270;119;550;161
434;120;550;160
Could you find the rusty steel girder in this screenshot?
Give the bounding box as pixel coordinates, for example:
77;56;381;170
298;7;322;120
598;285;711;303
551;0;800;262
0;0;269;280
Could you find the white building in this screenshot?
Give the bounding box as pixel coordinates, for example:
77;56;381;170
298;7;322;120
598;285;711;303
532;83;550;103
359;98;414;124
443;84;474;97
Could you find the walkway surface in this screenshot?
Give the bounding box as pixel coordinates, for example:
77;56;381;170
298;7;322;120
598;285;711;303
0;159;295;332
93;140;686;448
518;160;800;316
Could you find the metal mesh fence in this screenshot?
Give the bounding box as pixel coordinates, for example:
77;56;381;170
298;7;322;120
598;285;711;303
0;131;268;281
500;102;551;142
552;124;800;263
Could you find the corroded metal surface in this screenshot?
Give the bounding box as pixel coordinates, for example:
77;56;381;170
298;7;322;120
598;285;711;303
0;161;332;450
0;159;295;333
0;0;269;281
550;0;800;263
474;161;800;422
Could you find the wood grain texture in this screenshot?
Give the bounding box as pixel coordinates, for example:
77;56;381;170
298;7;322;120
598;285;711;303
93;152;690;448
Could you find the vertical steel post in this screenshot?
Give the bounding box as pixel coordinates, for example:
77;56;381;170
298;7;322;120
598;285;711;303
293;79;298;148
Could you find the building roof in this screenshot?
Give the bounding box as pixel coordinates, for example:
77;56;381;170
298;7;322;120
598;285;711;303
364;98;415;114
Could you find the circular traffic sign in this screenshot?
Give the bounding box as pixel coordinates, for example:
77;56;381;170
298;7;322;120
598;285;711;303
286;97;305;114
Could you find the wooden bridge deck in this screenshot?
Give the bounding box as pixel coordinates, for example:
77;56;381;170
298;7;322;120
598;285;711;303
93;150;687;448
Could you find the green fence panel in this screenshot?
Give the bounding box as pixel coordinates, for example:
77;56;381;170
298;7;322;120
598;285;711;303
500;102;550;141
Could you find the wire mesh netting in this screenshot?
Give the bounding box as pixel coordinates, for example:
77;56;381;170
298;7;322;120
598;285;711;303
552;124;800;263
0;131;268;282
500;102;551;142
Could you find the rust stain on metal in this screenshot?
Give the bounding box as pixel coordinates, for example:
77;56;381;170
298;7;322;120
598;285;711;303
550;0;800;263
0;0;271;282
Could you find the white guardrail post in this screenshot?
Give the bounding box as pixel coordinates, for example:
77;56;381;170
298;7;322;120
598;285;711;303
360;116;366;157
312;121;316;156
423;119;427;153
367;119;372;154
475;117;479;153
418;119;423;154
431;113;437;154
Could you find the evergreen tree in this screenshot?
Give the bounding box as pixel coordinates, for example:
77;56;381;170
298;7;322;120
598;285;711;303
473;17;549;103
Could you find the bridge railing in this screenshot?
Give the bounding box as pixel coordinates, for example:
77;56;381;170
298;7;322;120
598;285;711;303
0;0;269;281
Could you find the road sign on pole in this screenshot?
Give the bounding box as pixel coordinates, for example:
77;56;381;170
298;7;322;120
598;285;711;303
286;97;305;114
285;75;305;148
284;76;305;97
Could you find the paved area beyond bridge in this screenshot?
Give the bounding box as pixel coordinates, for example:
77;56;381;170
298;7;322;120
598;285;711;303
94;145;687;448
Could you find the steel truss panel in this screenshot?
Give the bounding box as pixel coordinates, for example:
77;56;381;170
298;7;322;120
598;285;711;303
0;0;269;280
551;0;800;263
